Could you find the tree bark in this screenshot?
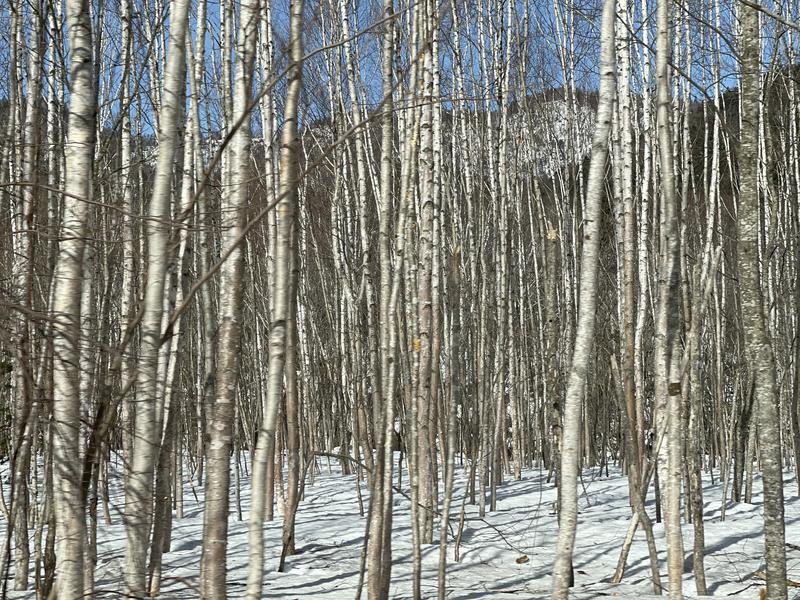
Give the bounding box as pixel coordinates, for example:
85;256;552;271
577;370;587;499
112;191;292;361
366;2;396;595
51;0;96;592
245;0;304;596
738;4;787;598
549;0;615;595
654;0;684;593
200;0;260;594
123;0;190;593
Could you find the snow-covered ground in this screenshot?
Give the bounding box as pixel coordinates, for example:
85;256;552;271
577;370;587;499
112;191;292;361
3;455;799;598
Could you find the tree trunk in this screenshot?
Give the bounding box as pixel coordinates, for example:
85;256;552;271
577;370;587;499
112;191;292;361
245;0;304;596
280;220;301;566
738;4;787;598
50;0;96;592
654;0;685;593
123;0;190;593
549;0;615;595
366;2;396;595
199;0;259;594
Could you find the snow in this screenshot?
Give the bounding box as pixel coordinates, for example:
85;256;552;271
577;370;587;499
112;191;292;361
3;455;800;598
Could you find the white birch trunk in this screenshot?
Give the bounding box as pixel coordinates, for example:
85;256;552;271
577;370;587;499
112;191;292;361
550;0;615;596
245;1;304;596
200;0;259;594
51;0;96;593
123;0;190;592
738;5;787;598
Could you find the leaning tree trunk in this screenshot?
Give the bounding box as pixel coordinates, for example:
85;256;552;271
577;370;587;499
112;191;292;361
50;0;96;593
122;0;190;593
549;0;615;596
738;4;787;599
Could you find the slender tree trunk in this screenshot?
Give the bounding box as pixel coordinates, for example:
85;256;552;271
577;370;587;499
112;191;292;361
414;0;436;547
123;0;190;592
13;0;47;586
200;0;259;595
118;0;136;495
738;5;787;598
437;249;460;600
245;1;304;596
280;219;301;565
654;0;684;594
550;0;615;595
366;2;396;595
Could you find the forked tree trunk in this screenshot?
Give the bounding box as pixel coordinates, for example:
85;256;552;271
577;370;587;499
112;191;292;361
614;0;661;590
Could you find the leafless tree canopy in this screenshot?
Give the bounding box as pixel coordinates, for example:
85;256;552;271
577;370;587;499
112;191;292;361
0;0;798;597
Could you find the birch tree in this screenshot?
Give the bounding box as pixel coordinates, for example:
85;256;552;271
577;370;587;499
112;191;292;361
50;0;96;592
738;4;787;598
653;0;684;593
123;0;191;593
246;0;304;595
550;0;616;596
366;1;397;596
200;0;260;594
